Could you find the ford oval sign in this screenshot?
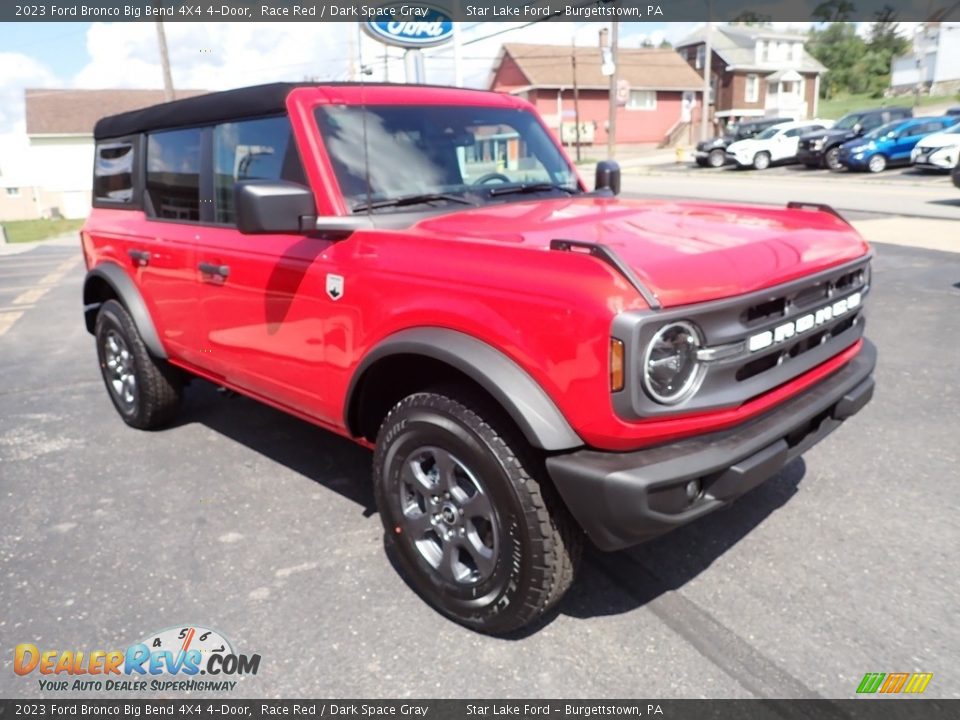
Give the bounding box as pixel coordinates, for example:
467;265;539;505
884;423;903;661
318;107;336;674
363;6;454;49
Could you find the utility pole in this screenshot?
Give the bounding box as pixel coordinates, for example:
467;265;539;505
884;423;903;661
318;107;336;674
348;23;356;81
700;18;712;141
914;24;927;107
606;22;619;159
572;41;581;162
155;21;174;102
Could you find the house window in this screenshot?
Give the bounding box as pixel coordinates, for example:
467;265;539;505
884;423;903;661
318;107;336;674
745;74;760;103
756;40;766;63
696;45;705;70
627;90;657;111
5;187;19;197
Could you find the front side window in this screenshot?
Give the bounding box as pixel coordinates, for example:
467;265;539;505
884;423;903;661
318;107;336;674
315;105;578;212
213;116;306;224
94;141;134;203
146;128;201;221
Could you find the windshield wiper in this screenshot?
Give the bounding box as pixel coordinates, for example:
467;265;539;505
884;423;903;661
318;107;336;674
353;192;476;213
487;182;578;198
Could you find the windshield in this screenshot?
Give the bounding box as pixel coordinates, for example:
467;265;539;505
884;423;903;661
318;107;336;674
864;121;902;140
315;105;580;212
834;113;863;130
755;126;782;140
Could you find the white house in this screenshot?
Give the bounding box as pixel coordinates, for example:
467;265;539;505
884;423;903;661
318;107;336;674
0;134;42;221
15;88;205;221
890;23;960;95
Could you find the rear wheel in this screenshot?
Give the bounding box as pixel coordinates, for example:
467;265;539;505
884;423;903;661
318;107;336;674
94;299;182;429
753;151;771;170
707;149;726;168
373;389;581;635
867;154;887;173
824;146;843;171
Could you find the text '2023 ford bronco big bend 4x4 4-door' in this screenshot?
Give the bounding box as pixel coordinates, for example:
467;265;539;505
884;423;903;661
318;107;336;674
82;83;875;634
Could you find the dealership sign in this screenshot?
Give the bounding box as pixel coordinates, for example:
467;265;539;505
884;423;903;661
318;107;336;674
363;5;454;48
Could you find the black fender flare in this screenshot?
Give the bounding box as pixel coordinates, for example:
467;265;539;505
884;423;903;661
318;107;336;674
83;262;167;359
345;328;583;452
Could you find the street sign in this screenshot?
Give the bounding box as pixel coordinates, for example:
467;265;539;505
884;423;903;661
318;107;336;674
600;47;615;77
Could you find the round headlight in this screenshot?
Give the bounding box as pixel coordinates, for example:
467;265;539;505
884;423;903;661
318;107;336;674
643;321;705;405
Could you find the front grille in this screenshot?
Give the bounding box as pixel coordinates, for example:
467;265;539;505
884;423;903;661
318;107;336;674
612;256;872;419
735;309;862;382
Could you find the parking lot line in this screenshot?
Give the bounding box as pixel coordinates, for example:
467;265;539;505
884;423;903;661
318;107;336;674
0;311;25;337
0;255;82;336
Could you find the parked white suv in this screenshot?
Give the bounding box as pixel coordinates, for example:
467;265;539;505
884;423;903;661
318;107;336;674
911;121;960;171
726;120;834;170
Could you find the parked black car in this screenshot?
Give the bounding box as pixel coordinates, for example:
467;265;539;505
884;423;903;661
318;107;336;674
798;107;913;170
695;117;792;167
953;157;960;189
946;106;960;117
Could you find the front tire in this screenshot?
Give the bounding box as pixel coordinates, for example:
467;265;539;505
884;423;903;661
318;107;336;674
707;149;726;168
867;154;887;173
753;151;771;170
94;299;182;429
373;389;581;634
824;146;843;171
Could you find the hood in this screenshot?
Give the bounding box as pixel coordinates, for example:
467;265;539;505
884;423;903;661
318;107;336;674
841;137;874;151
411;197;869;308
808;127;856;142
697;135;732;151
726;138;760;153
915;131;960;149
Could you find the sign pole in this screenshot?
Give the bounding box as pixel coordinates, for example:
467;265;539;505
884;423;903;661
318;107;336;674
405;49;425;84
607;22;619;160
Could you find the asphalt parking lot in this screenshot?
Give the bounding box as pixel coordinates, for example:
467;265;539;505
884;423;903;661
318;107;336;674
1;232;958;700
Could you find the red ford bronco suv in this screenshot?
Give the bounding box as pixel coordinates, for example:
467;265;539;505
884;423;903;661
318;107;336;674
82;83;875;634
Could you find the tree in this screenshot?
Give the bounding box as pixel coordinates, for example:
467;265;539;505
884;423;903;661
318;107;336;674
812;0;855;23
808;22;865;98
658;39;673;49
730;13;773;25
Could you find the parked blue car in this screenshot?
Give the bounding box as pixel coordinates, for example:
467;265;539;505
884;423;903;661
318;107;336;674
837;116;958;172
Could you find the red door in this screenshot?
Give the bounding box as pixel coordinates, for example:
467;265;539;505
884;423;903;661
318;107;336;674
194;229;351;424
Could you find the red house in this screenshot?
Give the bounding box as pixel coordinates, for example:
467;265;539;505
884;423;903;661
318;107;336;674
489;43;705;146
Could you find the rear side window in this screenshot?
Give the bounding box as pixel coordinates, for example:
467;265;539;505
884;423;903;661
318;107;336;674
93;141;134;204
146;128;202;221
213;116;305;225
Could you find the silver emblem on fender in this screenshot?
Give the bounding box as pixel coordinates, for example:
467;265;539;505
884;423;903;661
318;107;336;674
326;274;344;301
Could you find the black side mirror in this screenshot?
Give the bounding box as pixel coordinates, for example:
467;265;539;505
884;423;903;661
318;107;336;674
595;160;621;196
235;180;316;234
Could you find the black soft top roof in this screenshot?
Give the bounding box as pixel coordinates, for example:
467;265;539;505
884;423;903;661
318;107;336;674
93;82;308;140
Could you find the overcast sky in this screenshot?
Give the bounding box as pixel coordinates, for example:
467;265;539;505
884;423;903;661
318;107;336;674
0;20;889;135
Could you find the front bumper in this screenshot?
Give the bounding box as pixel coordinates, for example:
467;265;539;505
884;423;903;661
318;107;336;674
797;147;823;165
546;339;877;551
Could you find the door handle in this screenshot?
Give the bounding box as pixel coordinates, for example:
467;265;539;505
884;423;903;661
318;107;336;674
128;249;150;266
198;262;230;279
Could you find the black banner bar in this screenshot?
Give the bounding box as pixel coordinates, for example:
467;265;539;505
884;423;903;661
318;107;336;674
0;700;958;720
2;0;958;22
